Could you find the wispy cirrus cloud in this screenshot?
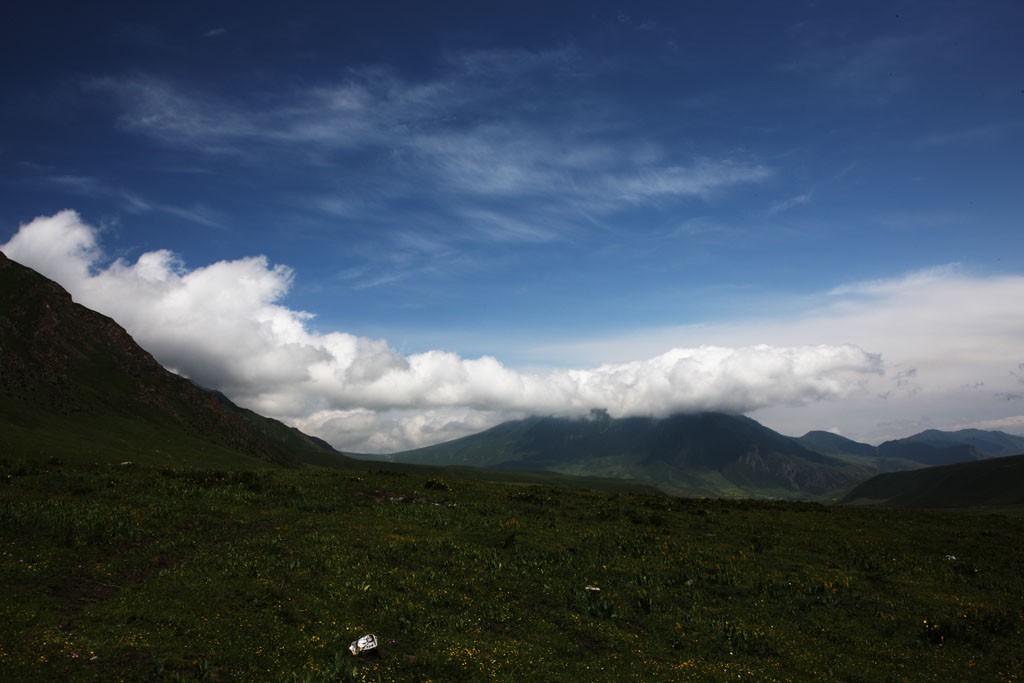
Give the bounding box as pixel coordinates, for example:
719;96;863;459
88;48;771;210
917;121;1022;148
80;49;775;302
459;209;561;244
88;76;260;149
75;46;776;312
616;160;772;202
767;192;811;215
45;174;227;229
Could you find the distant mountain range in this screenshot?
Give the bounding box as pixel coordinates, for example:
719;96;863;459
387;410;873;498
0;251;348;469
4;250;1022;502
798;427;1024;467
877;429;1024;466
387;414;1024;500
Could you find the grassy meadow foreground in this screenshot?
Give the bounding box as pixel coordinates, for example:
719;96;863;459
2;460;1023;682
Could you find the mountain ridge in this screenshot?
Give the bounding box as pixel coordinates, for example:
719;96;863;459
0;250;348;469
388;410;875;498
798;430;879;459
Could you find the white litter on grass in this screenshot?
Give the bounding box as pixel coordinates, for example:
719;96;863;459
349;634;378;655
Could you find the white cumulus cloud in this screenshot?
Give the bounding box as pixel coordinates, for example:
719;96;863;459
533;265;1024;444
3;210;883;452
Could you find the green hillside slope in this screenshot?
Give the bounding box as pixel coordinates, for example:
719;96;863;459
0;251;349;469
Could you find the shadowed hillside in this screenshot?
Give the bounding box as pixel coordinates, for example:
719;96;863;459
841;453;1024;508
0;251;348;469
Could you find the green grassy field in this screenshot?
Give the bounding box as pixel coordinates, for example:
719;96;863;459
2;458;1022;682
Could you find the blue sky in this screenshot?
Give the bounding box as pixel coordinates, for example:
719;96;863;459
3;1;1024;452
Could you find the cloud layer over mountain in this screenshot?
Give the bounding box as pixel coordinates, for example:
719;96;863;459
3;210;884;452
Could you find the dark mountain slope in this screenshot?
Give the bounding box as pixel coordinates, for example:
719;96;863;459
390;411;872;498
840;453;1024;509
0;251;348;469
798;430;877;459
796;430;919;475
877;438;982;467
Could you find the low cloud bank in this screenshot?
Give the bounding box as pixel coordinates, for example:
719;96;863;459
3;211;882;452
544;266;1024;444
